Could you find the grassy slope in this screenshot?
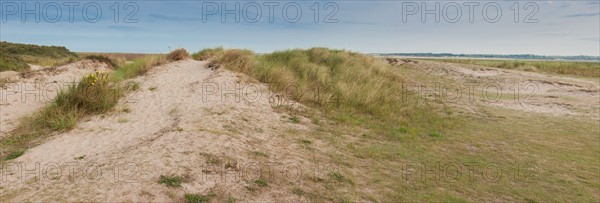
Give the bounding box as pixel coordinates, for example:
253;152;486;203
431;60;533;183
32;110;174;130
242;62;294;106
0;54;30;71
208;48;454;135
0;41;79;71
0;54;170;161
418;58;600;78
196;48;599;202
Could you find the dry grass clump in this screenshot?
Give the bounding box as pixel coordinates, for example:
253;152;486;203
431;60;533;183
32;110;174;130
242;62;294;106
167;48;190;61
192;47;224;61
85;55;117;68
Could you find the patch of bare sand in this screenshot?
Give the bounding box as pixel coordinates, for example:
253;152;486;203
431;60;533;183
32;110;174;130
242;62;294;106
403;61;600;120
0;60;111;137
0;59;322;202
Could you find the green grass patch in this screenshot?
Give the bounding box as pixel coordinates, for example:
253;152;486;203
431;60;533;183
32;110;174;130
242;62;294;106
0;54;30;72
254;178;268;187
184;194;209;203
4;149;25;160
158;175;183;187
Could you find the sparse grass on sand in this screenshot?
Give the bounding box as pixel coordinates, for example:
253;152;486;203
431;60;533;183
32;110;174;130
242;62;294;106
0;55;167;161
194;48;599;202
420;58;600;78
195;48;454;136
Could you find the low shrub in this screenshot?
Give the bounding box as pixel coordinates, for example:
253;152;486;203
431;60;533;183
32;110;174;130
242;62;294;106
167;48;190;61
85;55;117;68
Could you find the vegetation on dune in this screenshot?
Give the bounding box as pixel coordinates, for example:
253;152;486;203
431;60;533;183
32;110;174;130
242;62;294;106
0;41;79;71
0;41;77;58
422;58;600;78
85;55;118;68
192;47;224;61
0;54;30;72
167;48;190;61
78;52;154;61
195;47;454;137
194;48;600;202
0;55;166;160
110;55;167;81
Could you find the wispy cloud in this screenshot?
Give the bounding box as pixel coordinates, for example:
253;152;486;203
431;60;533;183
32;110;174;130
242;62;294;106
149;14;202;22
108;25;142;32
565;12;600;17
579;37;600;41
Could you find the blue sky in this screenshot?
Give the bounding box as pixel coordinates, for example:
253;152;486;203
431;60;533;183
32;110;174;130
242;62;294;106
1;0;599;56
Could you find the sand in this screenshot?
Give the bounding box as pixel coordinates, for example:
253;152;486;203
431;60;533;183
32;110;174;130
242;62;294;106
1;58;597;202
401;60;600;120
0;60;111;137
0;59;316;202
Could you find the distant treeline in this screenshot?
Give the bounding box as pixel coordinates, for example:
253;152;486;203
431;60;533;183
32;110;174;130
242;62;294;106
0;41;78;71
376;53;600;62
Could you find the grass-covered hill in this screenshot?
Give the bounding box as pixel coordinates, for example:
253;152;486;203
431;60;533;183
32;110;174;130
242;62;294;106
0;41;78;71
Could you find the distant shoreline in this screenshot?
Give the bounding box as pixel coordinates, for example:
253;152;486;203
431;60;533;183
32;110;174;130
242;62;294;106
373;53;600;62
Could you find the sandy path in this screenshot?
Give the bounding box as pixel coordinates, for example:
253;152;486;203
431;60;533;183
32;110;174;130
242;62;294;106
0;60;111;137
0;59;317;202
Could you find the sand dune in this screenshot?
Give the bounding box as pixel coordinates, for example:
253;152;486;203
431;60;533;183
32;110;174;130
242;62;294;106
1;59;319;202
0;60;111;137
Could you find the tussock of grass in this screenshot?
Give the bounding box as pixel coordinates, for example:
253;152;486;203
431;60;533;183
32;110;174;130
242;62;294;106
203;48;453;137
85;55;117;68
254;179;268;187
159;175;183;187
192;47;224;61
167;48;190;61
423;58;600;78
184;194;208;203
